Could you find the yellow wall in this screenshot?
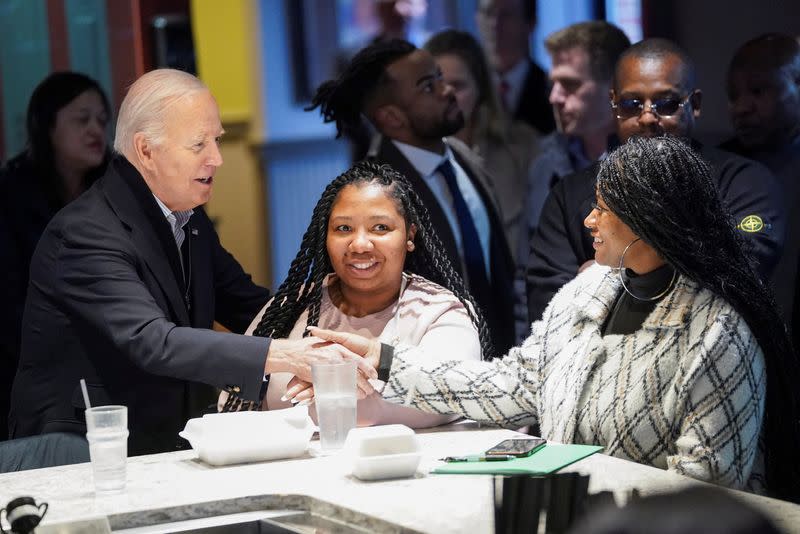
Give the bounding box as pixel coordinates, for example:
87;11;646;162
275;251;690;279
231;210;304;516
190;0;254;124
190;0;270;288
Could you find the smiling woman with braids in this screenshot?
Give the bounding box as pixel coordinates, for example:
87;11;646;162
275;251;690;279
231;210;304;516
222;161;489;427
302;136;800;501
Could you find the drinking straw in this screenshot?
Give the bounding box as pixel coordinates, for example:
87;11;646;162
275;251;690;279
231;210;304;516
80;378;92;410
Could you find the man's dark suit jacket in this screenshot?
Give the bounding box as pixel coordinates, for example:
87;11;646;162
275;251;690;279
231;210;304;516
525;142;785;322
369;136;516;355
514;59;555;136
9;157;271;454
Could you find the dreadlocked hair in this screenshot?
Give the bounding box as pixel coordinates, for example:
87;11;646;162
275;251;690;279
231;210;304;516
306;39;416;138
252;160;495;360
597;135;800;503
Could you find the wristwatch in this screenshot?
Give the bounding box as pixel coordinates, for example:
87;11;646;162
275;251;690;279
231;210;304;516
378;343;394;382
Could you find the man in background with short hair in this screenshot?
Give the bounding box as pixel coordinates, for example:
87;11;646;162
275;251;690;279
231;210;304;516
721;33;800;331
476;0;554;135
515;20;630;338
522;21;630;261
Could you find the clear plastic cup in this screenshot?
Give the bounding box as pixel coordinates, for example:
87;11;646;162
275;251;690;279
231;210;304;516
311;362;357;453
85;405;128;493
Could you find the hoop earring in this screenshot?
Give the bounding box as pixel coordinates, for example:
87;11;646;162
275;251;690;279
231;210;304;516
618;238;677;301
617;238;640;272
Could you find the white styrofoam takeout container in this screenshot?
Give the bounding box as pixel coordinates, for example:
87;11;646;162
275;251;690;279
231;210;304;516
344;424;421;480
179;407;314;466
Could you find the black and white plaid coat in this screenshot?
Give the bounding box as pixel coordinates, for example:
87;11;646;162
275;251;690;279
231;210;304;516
384;264;767;491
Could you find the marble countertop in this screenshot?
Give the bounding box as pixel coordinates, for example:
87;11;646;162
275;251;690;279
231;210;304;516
1;425;798;533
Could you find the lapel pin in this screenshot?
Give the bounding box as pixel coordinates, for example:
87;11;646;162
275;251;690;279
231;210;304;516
191;229;199;236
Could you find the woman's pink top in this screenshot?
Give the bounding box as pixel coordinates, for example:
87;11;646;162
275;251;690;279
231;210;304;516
245;273;481;428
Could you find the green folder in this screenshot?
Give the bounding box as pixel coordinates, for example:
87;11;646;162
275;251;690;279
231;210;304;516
432;444;603;475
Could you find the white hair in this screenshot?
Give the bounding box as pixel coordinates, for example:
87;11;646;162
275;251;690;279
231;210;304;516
114;69;208;155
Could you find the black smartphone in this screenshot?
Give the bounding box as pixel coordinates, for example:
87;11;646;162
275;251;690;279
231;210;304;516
485;438;547;457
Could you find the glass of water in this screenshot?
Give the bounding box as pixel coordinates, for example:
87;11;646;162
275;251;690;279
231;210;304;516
85;405;128;493
311;362;357;453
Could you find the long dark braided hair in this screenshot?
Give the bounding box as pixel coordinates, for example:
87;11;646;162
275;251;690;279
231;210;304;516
597;135;800;502
253;160;494;359
306;39;416;138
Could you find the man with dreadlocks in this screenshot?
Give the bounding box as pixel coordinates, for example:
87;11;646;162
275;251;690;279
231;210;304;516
307;39;516;355
304;136;800;502
222;162;490;427
525;38;786;322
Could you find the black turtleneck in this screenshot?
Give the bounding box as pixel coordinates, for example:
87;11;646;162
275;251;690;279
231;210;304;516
602;264;676;336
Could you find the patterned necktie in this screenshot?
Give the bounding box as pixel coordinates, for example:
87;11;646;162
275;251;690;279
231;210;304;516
436;159;491;308
172;210;193;291
173;210;192;251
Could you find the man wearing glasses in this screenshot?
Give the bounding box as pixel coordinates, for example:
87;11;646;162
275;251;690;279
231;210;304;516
525;38;785;322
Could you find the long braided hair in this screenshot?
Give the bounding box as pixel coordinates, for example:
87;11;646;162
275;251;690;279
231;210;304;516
252;160;494;359
306;39;416;138
597;135;800;502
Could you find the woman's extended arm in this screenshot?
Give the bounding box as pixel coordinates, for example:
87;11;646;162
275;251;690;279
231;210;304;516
310;318;547;429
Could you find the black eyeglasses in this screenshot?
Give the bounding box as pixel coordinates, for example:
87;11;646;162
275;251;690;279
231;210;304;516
610;94;692;120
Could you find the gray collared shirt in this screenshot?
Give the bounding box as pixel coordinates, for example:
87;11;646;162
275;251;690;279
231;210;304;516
152;194;193;264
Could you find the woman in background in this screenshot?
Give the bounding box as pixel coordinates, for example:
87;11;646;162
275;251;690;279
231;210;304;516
223;161;488;428
424;29;538;258
0;72;111;440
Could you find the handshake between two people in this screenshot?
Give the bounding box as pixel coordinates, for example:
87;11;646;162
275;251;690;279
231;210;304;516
266;327;381;405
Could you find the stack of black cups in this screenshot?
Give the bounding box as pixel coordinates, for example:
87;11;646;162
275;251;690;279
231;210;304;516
493;473;591;533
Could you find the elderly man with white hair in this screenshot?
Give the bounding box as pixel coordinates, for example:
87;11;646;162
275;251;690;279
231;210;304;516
9;69;375;455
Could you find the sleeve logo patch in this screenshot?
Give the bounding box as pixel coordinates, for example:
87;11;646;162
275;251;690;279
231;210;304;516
737;214;766;233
